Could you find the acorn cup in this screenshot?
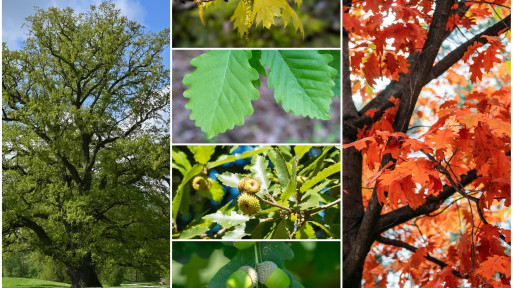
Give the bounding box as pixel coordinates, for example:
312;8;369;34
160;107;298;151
256;261;291;288
192;175;211;191
226;266;258;288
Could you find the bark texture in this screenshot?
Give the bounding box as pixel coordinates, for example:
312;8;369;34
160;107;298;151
67;253;103;288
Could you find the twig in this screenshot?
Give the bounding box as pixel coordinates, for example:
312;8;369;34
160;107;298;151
254;195;293;213
423;150;511;246
377;235;464;278
306;198;341;215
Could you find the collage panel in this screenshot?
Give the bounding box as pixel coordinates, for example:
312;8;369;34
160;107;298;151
3;1;171;287
172;241;341;287
172;50;341;143
172;145;340;240
343;0;511;287
171;0;341;48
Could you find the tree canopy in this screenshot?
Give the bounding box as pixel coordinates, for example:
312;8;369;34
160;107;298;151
2;2;170;287
343;0;510;286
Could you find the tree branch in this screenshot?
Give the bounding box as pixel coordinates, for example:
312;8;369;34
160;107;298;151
376;169;478;233
254;195;293;213
306;198;341;215
376;236;463;278
427;14;511;83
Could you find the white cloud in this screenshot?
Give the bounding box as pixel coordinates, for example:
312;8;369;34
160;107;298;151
2;0;146;50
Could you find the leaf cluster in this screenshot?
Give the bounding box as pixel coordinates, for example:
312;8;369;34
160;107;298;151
172;145;340;239
182;50;340;138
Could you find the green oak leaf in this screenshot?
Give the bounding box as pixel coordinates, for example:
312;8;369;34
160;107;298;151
189;145;216;164
203;211;250;229
268;149;290;189
261;50;337;120
183;50;259;138
300;162;341;193
249;155;271;193
319;50;341;97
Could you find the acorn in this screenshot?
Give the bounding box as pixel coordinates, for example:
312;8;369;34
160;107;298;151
234;241;256;250
237;177;261;194
192;175;211;191
244;178;261;194
256;261;290;288
237;193;260;215
237;177;249;193
226;266;258;288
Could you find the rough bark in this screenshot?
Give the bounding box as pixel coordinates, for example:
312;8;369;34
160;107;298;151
67;253;103;288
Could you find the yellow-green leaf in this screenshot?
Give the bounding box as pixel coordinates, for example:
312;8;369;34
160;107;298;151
230;0;250;38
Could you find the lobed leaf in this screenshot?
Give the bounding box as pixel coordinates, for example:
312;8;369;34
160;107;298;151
183;50;259;138
261;50;336;120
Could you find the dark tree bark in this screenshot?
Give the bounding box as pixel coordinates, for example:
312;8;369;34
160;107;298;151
67;253;103;288
342;0;511;285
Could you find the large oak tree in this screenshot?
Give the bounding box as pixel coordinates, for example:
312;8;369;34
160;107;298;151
2;2;170;287
343;0;510;286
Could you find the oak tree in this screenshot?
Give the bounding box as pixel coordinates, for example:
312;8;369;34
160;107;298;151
343;0;511;286
2;3;170;287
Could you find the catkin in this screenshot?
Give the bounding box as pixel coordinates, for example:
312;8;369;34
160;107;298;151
243;0;253;40
194;0;206;25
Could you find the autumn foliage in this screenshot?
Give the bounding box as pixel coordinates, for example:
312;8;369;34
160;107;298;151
343;0;511;286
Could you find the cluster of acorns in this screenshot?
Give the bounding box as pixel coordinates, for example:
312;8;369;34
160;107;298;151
226;242;291;288
237;177;261;215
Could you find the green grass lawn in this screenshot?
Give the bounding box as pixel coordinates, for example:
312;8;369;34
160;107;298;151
2;277;169;288
3;277;71;288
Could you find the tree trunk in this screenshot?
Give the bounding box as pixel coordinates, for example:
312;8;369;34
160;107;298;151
342;146;365;287
66;253;103;288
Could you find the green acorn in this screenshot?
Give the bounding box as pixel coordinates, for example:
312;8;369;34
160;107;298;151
226;266;258;288
237;193;260;215
257;261;290;288
234;241;256;250
192;175;211;191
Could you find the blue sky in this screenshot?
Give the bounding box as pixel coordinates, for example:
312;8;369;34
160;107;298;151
2;0;170;68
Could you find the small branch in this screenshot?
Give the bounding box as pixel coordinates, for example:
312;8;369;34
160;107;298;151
255;195;293;213
423;151;511;246
459;0;511;8
306;198;341;215
377;236;464;278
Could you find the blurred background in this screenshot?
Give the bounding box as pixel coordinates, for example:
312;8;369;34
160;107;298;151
172;50;341;143
172;241;341;288
172;0;340;48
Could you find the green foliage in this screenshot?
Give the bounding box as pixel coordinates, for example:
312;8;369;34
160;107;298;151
172;145;341;239
2;1;170;284
171;242;341;287
183;51;259;138
209;242;301;288
262;50;337;120
172;0;340;48
182;50;340;138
